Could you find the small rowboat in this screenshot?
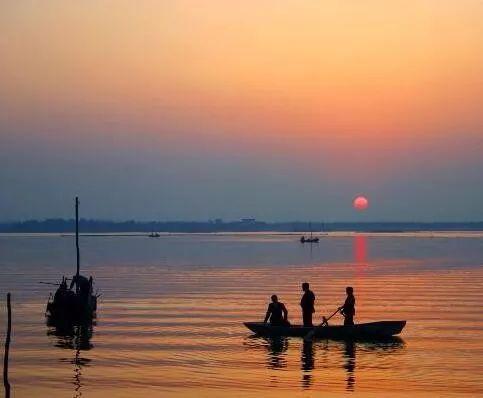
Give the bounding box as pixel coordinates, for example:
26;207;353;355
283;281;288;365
244;321;406;339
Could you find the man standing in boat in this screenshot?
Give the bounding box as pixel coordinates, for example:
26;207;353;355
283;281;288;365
340;286;356;326
264;295;289;326
300;282;315;327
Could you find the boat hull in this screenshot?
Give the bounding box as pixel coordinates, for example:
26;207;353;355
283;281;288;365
46;294;97;323
244;321;406;339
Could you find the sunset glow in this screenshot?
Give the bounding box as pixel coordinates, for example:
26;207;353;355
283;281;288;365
0;1;482;221
2;2;483;398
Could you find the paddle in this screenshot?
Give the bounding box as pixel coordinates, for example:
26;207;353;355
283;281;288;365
38;278;71;286
303;307;342;342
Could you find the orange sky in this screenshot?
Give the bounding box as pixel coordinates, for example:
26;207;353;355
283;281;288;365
1;1;482;220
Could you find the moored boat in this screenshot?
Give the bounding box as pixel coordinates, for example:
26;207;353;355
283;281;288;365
244;321;406;339
46;276;97;322
46;197;98;324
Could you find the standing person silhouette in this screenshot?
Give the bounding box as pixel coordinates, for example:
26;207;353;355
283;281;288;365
340;286;356;326
300;282;315;327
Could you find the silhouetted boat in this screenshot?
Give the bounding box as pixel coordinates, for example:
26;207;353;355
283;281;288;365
300;222;319;243
244;321;406;339
300;236;320;243
46;197;98;323
149;232;161;238
46;277;97;321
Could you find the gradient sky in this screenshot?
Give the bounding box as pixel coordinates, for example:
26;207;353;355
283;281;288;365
1;1;482;221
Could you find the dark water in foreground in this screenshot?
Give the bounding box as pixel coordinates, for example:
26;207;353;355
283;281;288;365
0;232;482;397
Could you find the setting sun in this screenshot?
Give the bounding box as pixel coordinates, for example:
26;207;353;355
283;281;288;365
353;195;369;211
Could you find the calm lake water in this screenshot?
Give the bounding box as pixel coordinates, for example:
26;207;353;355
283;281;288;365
1;232;482;397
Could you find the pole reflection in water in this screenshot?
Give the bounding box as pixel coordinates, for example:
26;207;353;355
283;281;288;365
245;335;405;392
47;320;95;397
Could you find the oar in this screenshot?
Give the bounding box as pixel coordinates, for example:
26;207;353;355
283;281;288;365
38;278;72;286
304;307;341;342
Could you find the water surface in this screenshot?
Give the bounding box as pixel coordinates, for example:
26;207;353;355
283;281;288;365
0;233;482;397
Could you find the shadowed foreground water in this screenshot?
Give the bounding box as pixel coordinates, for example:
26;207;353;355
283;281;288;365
0;233;482;397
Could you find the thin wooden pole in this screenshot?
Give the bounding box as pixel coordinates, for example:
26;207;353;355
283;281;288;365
3;293;12;398
75;197;80;293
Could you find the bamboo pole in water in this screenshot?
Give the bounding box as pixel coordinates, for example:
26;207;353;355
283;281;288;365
75;197;80;294
3;293;12;398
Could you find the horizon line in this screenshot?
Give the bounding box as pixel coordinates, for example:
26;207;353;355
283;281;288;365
2;219;483;224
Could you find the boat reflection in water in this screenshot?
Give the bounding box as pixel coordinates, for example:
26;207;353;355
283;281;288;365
46;319;95;398
245;336;404;391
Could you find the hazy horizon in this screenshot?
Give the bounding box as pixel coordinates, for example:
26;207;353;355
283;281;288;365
2;217;483;226
1;1;482;222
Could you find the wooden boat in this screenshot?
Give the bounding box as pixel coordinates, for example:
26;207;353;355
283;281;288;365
244;321;406;339
46;277;97;321
46;197;98;323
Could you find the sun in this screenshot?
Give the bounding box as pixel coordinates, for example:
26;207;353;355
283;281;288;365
353;195;369;211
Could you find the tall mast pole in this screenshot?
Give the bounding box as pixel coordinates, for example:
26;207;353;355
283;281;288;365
75;197;80;293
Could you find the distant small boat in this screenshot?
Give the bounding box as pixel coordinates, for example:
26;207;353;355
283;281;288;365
149;232;161;238
244;321;406;339
300;222;319;243
300;236;319;243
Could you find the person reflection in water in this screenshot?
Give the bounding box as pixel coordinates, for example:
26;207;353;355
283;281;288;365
301;340;315;389
266;337;289;369
300;282;315;327
264;295;290;326
340;286;356;326
343;340;356;391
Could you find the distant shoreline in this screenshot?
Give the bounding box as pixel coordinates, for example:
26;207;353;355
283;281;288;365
1;231;483;240
0;219;482;234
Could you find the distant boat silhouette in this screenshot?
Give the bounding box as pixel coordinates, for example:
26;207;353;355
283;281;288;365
300;222;319;243
149;232;161;238
46;197;98;323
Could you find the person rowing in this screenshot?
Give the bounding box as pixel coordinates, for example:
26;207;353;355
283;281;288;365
339;286;356;326
264;295;290;326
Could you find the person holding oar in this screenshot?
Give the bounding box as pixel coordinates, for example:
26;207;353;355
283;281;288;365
304;286;356;341
340;286;356;326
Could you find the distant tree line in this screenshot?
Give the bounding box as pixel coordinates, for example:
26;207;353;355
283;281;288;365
0;219;482;233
